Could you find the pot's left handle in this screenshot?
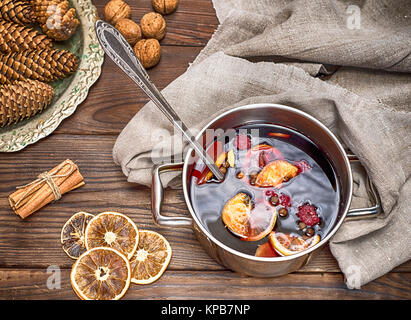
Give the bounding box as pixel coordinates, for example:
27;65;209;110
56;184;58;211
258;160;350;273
151;162;193;227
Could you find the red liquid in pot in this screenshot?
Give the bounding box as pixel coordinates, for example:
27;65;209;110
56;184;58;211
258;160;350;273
189;124;340;256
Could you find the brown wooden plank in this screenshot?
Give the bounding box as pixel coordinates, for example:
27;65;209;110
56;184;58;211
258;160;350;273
0;268;410;300
1;134;410;273
52;46;202;135
95;0;219;47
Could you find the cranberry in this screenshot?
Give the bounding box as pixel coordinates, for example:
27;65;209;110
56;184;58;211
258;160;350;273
234;134;251;150
279;194;291;207
265;190;275;197
294;160;311;174
297;203;320;226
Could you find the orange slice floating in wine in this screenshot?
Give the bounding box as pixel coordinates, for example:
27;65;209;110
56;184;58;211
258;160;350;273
255;160;299;187
222;192;277;241
269;232;320;256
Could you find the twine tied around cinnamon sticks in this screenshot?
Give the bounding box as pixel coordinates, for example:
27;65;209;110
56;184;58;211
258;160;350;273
14;162;74;206
9;159;85;219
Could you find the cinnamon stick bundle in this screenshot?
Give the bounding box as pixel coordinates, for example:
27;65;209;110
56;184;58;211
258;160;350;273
8;159;85;219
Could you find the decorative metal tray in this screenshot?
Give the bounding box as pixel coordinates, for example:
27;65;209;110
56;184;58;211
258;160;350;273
0;0;104;152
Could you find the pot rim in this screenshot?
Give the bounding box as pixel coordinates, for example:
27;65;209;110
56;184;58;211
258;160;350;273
182;103;353;262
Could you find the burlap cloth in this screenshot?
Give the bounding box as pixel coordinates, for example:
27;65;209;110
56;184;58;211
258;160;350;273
113;0;411;287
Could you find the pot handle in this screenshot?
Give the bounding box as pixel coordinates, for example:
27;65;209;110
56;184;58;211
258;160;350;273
346;154;381;220
151;162;193;227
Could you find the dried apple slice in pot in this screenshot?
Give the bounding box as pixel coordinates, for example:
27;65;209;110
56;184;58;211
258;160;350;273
222;192;277;241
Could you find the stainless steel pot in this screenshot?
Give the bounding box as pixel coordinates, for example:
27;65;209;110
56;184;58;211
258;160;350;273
151;104;381;277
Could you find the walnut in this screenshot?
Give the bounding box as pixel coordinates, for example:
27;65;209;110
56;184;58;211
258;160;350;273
140;12;166;40
115;18;142;45
133;39;161;69
104;0;131;25
152;0;179;15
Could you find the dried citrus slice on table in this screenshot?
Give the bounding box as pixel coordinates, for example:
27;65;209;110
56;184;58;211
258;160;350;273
222;192;277;241
269;232;320;256
61;211;94;259
85;212;139;259
71;247;131;300
129;230;172;284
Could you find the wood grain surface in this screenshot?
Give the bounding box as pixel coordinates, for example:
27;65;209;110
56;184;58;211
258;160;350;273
0;0;410;300
1;269;410;300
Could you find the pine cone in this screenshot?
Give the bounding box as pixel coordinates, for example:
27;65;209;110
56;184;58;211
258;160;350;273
30;0;80;41
0;48;79;84
0;20;53;53
0;79;54;127
0;0;35;25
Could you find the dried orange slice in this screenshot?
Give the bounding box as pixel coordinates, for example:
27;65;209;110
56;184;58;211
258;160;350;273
61;211;94;259
269;232;320;256
71;247;131;300
255;160;299;187
85;212;139;259
222;193;277;241
129;230;172;284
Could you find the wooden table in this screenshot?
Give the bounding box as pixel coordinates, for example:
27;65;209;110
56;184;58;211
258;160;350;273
0;0;410;300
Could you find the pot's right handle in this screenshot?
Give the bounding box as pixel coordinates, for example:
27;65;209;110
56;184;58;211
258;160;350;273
346;154;381;220
151;162;193;227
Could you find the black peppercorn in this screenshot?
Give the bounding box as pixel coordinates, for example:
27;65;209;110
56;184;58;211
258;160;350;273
270;195;279;206
249;171;259;179
278;207;288;217
236;171;244;179
305;227;315;237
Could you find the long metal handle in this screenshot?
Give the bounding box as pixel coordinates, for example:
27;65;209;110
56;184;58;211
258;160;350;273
346;154;381;220
151;162;193;227
95;20;223;181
